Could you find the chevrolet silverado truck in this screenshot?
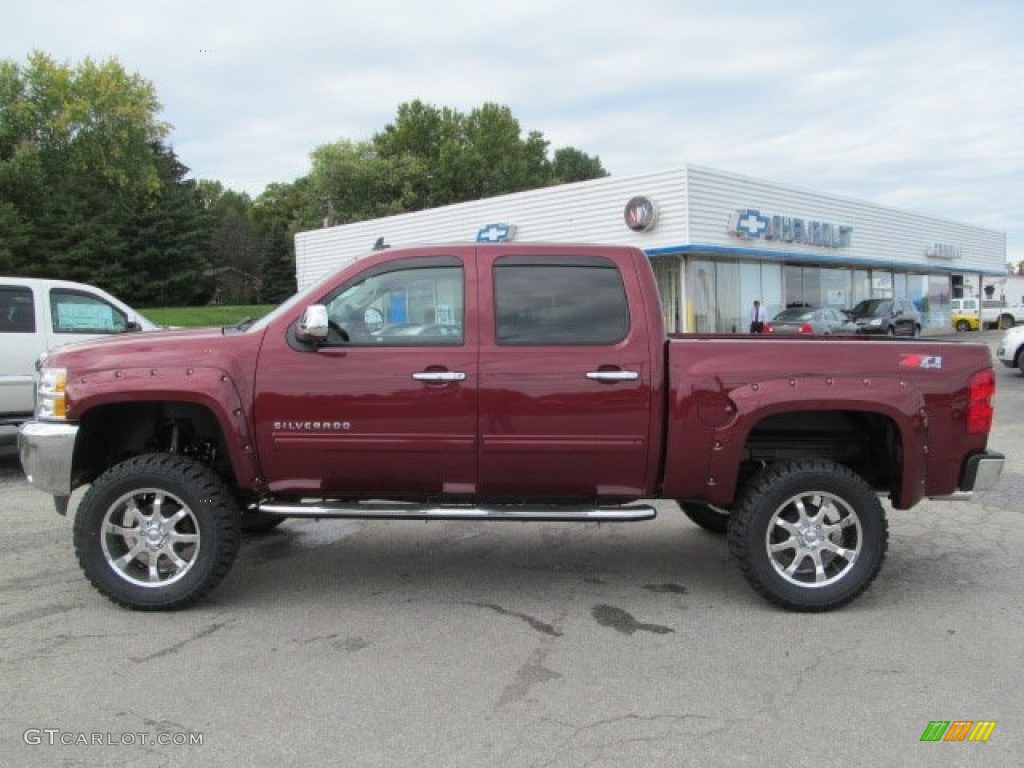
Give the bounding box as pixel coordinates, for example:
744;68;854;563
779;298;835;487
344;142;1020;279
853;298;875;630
18;243;1004;612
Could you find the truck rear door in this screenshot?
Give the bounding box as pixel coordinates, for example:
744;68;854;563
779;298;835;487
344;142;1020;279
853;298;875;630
476;248;656;499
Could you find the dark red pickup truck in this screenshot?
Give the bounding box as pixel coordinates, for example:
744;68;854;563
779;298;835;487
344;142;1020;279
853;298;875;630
18;244;1003;612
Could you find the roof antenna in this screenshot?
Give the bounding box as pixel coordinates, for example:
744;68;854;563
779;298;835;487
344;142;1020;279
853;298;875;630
372;237;389;251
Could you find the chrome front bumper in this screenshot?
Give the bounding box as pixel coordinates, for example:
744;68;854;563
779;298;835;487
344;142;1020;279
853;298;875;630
18;421;78;505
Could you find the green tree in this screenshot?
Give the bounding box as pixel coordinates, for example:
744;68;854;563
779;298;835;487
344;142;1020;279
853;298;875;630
551;147;609;184
0;51;168;284
251;179;317;302
121;144;214;306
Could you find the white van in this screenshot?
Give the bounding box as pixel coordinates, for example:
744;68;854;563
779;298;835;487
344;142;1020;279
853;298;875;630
951;297;1023;330
1;277;157;427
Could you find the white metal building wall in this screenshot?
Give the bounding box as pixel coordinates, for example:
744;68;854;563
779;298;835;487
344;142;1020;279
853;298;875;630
683;165;1005;273
295;169;689;289
295;165;1006;289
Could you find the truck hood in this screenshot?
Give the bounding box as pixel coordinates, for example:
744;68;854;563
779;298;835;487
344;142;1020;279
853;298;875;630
40;326;263;373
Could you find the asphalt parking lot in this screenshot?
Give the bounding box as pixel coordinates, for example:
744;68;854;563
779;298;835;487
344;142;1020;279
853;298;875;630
1;331;1021;767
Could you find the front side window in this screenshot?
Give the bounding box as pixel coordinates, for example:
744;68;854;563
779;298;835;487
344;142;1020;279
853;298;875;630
494;256;630;345
50;290;128;334
0;286;35;333
322;260;464;346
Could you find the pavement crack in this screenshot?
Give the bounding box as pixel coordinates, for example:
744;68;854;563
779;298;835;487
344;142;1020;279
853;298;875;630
469;602;563;637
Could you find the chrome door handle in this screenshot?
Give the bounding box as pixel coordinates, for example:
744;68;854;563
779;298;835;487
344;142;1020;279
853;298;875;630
412;371;467;382
586;370;639;382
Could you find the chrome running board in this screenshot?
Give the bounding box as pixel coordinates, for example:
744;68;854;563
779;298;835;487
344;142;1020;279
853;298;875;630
256;499;657;522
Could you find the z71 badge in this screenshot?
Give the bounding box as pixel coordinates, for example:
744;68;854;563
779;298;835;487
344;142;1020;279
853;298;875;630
899;354;943;369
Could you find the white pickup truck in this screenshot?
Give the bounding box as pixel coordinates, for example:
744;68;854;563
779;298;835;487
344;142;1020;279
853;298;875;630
0;277;156;430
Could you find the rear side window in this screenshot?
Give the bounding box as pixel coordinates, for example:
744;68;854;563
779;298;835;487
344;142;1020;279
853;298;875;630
0;286;35;333
50;289;129;334
494;256;630;345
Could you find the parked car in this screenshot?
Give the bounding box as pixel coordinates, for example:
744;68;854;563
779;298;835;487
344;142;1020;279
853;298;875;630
847;298;922;336
0;277;156;428
951;310;980;332
997;324;1024;373
764;307;858;335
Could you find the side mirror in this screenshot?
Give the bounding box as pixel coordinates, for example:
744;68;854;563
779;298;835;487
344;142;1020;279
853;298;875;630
297;305;329;342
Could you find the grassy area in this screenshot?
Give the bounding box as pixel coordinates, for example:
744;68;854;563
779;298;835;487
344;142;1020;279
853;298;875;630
141;305;275;327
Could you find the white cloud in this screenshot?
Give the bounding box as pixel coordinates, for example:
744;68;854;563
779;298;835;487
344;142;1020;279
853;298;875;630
2;0;1022;260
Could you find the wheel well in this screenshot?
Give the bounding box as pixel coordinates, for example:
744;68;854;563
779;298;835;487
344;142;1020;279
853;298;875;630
72;402;235;488
741;410;898;494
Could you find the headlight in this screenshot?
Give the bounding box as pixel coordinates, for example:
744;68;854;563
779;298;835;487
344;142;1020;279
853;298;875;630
868;318;883;326
37;367;68;420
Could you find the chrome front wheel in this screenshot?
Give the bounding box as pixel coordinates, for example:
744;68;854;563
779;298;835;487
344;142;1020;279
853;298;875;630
74;454;241;610
100;488;202;588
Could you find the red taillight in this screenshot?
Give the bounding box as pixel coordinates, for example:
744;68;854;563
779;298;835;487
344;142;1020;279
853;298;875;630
765;324;775;333
799;323;813;334
967;369;995;435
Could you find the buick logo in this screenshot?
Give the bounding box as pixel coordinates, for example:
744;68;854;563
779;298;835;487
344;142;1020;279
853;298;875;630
624;196;657;232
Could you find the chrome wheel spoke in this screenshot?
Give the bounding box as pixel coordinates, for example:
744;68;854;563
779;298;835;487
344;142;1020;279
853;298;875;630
821;540;854;561
165;548;188;573
770;537;797;554
165;508;189;527
114;540;147;569
810;549;827;583
783;550;810;578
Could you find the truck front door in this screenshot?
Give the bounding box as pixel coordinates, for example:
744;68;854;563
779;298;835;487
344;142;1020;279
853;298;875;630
253;252;478;496
477;249;655;499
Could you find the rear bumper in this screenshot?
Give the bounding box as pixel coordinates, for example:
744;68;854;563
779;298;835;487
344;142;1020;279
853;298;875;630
929;451;1004;501
18;421;78;500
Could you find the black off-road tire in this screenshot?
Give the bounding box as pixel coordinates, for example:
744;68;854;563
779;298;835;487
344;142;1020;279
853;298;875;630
727;459;888;612
679;502;730;534
73;453;241;610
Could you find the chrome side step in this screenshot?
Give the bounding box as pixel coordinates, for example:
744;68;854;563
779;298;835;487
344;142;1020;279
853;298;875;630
256;499;657;522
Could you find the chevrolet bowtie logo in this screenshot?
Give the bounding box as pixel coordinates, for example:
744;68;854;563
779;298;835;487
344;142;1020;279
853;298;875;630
476;223;516;242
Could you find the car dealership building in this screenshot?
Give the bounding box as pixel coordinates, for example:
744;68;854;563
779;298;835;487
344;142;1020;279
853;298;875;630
295;165;1007;335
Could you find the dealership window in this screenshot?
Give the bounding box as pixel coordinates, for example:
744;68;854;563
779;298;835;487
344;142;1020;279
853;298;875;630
894;272;908;300
691;258;783;332
871;270;894;298
913;273;951;330
652;257;681;332
852;270;870;305
820;268;852;309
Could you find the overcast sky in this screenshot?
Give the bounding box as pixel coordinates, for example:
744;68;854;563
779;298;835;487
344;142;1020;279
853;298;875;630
4;0;1022;263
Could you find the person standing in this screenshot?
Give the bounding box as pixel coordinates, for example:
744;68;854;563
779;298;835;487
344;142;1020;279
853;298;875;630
749;300;764;333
